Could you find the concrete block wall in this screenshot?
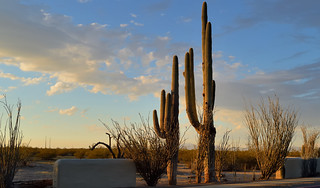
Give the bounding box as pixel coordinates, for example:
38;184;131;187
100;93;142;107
53;159;136;188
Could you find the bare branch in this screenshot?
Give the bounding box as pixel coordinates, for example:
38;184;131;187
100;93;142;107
245;95;298;180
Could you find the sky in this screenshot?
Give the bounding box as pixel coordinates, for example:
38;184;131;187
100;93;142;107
0;0;319;148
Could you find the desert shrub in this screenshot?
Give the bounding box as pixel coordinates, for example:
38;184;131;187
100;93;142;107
19;146;34;166
0;96;23;188
245;95;298;180
301;126;320;159
36;149;57;160
104;117;173;186
178;148;258;173
178;149;196;169
74;149;87;159
86;148;111;159
232;150;257;171
56;148;77;156
90;132;124;159
288;149;300;157
215;130;231;181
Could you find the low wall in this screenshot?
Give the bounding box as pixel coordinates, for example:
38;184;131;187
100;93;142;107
53;159;136;188
276;157;319;179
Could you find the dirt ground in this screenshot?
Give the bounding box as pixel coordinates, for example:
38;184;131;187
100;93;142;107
13;161;263;187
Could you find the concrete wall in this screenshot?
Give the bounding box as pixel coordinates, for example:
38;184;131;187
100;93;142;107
53;159;136;188
284;157;304;179
276;157;319;179
317;158;320;173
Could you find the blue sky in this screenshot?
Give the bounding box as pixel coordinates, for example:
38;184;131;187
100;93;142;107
0;0;319;148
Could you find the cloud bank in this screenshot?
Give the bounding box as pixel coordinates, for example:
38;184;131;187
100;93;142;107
0;0;183;100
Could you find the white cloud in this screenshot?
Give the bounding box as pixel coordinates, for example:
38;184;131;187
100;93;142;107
0;71;44;85
158;36;169;41
0;86;17;93
228;56;236;61
47;82;77;96
0;71;19;80
180;16;192;23
77;0;91;3
120;24;128;28
130;13;137;18
90;22;108;29
0;1;179;99
59;106;78;116
130;20;144;26
46;107;58;112
229;62;242;69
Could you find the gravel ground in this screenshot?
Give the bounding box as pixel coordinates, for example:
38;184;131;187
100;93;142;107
13;161;263;187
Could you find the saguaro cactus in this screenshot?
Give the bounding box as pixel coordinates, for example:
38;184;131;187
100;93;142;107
184;1;216;183
153;56;179;185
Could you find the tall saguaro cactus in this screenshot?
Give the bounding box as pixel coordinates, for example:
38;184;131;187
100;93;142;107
184;1;216;183
153;55;179;185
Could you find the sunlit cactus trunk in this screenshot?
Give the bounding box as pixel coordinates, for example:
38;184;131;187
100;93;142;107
153;56;179;185
184;2;216;183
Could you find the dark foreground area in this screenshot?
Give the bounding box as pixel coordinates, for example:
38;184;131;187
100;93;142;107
12;161;320;188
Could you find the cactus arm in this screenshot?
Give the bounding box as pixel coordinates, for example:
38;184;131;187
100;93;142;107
153;90;166;138
171;56;179;130
204;22;213;109
212;80;216;110
189;48;196;114
153;110;166;138
184;51;201;133
171;56;179;96
160;89;166;130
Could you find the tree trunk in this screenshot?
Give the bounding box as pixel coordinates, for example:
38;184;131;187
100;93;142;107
196;134;204;183
167;152;178;185
203;130;216;183
166;130;179;185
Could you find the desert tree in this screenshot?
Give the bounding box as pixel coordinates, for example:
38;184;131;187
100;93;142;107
300;126;320;177
90;131;124;159
101;116;178;186
230;138;240;177
215;129;231;181
0;96;23;188
301;126;320;159
244;95;298;180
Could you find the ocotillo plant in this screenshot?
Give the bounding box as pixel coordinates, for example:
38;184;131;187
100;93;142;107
184;2;216;183
153;55;179;185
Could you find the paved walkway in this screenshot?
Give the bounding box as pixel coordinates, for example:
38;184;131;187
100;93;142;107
187;177;320;187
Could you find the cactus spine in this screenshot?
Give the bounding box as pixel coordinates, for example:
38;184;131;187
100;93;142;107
153;55;179;185
184;1;216;183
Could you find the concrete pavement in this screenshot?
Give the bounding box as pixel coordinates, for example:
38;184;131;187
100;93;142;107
186;177;320;187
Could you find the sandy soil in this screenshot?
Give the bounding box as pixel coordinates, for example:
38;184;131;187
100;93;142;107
14;161;54;182
13;161;263;187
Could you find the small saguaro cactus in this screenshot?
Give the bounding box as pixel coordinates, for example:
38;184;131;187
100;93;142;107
184;1;216;183
153;55;179;185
